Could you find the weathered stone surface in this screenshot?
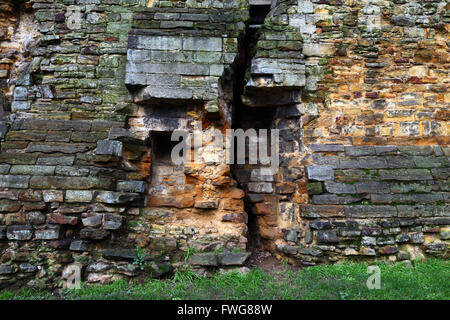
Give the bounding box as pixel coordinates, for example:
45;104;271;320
247;182;273;193
19;263;37;273
35;225;60;240
189;253;218;266
102;249;137;261
345;206;397;218
26;143;93;154
48;213;78;225
344;146;376;156
379;169;433;181
116;181;146;193
27;211;46;225
43;190;64;202
306;166;334;181
217;252;250;266
96;140;123;157
30;176;113;190
323;182;356;194
80;228;109;240
96;192;141;204
82;215;102;228
0;265;14;275
103;213;122;230
312;194;364;205
301;205;345;218
70;240;90;252
284;229;298;242
0;175;30;188
194;199;219;209
298;247;322;257
66;190;93;203
355;182;390;194
0;199;22;212
7;225;33;240
316;230;339;243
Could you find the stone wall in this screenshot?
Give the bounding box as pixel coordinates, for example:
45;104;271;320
0;0;448;289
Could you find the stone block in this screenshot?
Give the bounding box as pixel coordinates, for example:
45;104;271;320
0;265;14;275
345;205;397;218
316;230;338;243
82;214;103;228
375;146;398;155
96;140;123;157
398;146;433;156
189;253;218;266
300;205;345;218
30;176;113;190
102;249;137;260
136;35;182;50
134;86;193;101
217;252;250;266
409;232;424;244
26;142;93;154
344;146;376;156
397;205;449;218
70;240;90;252
19;263;37;273
35;225;60;240
323;182;356;194
311;194;363;205
183;37;222;51
358;156;387;169
309;144;345;152
103;213;123;230
96;191;141;204
306;165;334;181
307;182;323;195
386;156;415;168
80;228;109;240
49;212;78;225
43;190;64;202
309;221;333;230
0;175;30;188
371;193;444;204
11;101;30;111
194;199;219;209
9;165;55;176
379;169;432;181
116;181;146;193
108;128;142;144
7;225;33;240
413;156;448;168
247;182;273;193
13;87;27;101
27;211;46;225
250;168;275;182
303;43;335;57
355;182;390;194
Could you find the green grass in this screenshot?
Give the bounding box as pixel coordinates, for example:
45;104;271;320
1;259;448;300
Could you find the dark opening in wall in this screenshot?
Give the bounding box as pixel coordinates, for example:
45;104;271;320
249;5;272;25
151;131;178;166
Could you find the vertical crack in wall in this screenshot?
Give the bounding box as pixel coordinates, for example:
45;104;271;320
229;5;274;255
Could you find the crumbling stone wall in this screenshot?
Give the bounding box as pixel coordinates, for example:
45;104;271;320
241;0;449;264
0;0;448;289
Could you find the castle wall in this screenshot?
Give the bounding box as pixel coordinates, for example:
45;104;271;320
0;0;448;289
